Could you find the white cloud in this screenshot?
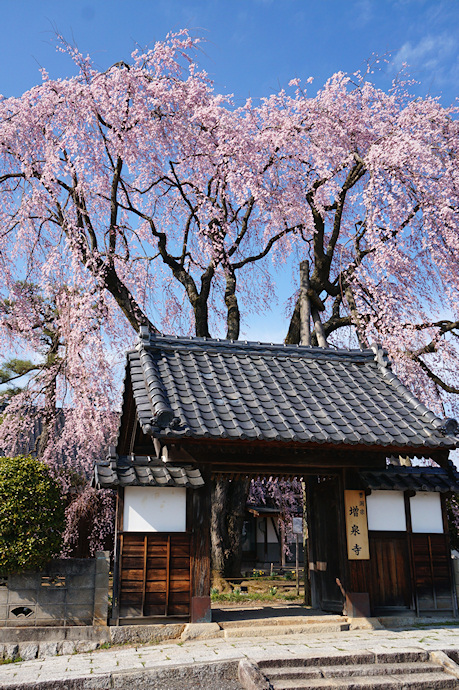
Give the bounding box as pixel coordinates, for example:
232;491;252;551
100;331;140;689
353;0;374;27
392;33;457;86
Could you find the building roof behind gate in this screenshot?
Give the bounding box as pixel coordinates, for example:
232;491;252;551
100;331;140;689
360;465;459;493
123;330;458;453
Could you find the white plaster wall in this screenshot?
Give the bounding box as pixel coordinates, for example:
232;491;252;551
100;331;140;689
410;492;444;534
123;487;186;532
366;490;406;531
256;516;279;543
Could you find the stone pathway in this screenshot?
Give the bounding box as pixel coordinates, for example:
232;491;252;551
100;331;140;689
2;624;459;688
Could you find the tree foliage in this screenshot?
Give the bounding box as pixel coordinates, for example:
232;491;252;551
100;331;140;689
0;33;458;405
1;30;459;568
0;455;65;572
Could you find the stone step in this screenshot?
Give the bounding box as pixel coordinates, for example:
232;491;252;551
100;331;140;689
266;661;442;680
223;622;349;638
258;651;430;668
269;671;458;689
220;615;346;629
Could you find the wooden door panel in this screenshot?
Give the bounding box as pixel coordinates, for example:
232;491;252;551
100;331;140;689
310;477;344;612
412;534;453;611
119;533;191;619
369;533;411;611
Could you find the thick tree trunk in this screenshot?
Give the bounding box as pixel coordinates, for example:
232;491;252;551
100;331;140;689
36;338;59;459
211;478;250;578
102;263;160;334
194;296;212;338
225;269;240;341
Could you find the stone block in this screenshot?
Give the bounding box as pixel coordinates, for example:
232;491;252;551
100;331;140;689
74;640;100;653
7;589;37;605
65;605;94;624
52;559;95;576
18;642;38;660
94;589;109;605
36;588;66;604
0;604;8;619
65;588;95;605
35;604;66;620
111;660;239;690
0;588;8;603
60;640;76;655
374;650;429;664
38;641;60;657
8;574;39;590
95;551;110;572
66;574;95;589
4;643;19;660
93;592;109;626
181;622;223;641
94;572;109;590
63;626;109;642
109;623;185;646
238;659;271;690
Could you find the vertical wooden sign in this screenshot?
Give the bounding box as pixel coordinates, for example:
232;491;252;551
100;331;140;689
344;490;369;560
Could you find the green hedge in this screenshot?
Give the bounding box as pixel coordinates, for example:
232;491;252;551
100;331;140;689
0;455;65;572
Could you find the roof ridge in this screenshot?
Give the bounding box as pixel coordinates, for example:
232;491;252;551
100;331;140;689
144;332;374;361
138;347;174;430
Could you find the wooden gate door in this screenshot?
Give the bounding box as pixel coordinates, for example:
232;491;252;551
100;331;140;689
369;533;411;613
309;477;345;612
412;534;455;613
118;533;191;619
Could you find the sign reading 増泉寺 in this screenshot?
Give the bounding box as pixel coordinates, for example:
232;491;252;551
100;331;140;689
344;490;369;560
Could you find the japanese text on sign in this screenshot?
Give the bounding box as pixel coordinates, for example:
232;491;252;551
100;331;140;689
344;490;369;560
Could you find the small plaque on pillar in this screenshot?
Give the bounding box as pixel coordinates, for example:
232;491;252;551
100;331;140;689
344;490;369;560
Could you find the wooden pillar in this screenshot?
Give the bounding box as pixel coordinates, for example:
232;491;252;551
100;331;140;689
111;487;124;625
441;494;458;617
190;468;212;622
306;477;320;609
404;490;417;615
302;478;312;606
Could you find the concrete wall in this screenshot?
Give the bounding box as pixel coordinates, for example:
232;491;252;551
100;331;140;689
0;552;109;627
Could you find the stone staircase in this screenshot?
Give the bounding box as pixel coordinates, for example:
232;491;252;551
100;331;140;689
239;650;459;689
219;614;351;639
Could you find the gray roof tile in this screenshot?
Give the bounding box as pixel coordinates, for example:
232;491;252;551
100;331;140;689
93;456;205;489
125;333;458;452
361;465;459;493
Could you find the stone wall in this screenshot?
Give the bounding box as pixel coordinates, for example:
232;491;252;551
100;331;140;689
0;551;109;627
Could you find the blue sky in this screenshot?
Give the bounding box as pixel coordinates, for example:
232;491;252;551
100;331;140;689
1;0;458;107
1;0;458;341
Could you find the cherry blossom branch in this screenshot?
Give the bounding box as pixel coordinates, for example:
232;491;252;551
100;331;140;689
411;356;459;395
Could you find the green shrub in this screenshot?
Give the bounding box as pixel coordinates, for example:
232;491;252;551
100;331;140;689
0;455;65;573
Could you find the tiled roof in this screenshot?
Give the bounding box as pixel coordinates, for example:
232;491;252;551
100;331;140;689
360;465;459;493
124;330;458;452
93;455;204;489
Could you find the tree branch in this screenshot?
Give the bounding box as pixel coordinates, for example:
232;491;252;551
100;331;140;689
411;355;459;395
